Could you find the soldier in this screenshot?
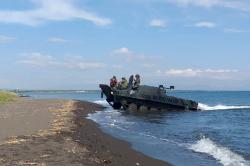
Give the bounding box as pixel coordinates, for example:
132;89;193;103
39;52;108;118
118;77;128;89
133;74;140;89
110;76;117;88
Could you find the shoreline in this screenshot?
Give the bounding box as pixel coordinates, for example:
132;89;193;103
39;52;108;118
0;99;170;166
73;100;170;166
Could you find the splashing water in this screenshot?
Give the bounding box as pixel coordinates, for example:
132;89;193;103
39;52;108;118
189;137;250;166
198;103;250;111
94;101;250;111
93;100;110;107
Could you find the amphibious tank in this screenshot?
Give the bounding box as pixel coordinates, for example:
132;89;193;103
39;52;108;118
99;76;199;112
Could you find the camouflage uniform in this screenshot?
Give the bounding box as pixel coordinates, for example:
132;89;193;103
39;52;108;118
119;77;128;89
133;74;140;89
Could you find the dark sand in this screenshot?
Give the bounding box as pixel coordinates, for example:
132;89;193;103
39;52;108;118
0;99;170;166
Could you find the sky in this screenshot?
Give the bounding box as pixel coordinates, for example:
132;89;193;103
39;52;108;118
0;0;250;90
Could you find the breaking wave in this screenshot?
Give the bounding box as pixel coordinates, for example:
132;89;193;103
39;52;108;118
198;103;250;111
93;100;110;107
190;136;250;166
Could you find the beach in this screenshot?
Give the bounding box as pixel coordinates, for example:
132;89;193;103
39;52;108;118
0;98;169;166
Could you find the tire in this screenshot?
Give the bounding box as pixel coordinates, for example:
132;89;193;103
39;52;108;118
139;105;149;113
121;100;128;110
128;103;138;113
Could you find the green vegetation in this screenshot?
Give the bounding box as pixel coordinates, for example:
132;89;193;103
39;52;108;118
0;91;18;103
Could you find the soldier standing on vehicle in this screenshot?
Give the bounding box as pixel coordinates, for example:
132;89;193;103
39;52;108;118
118;77;128;89
110;76;117;88
133;74;140;89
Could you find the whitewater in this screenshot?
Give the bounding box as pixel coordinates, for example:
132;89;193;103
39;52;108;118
91;100;250;166
190;136;250;166
95;99;250;111
91;91;250;166
198;103;250;111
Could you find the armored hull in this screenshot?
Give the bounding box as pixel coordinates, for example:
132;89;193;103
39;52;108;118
99;84;198;112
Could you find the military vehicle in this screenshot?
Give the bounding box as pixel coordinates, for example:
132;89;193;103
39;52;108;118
99;76;199;112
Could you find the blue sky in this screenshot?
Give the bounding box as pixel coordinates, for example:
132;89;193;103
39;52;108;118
0;0;250;90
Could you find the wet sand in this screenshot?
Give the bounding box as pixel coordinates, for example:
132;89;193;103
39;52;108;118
0;99;169;166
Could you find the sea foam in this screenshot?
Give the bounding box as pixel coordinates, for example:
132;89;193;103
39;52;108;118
190;137;250;166
93;100;110;107
198;103;250;111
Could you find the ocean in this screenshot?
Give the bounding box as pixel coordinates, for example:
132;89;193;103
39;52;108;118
23;90;250;166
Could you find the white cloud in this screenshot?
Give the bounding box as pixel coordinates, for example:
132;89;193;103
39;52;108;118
168;0;223;8
194;21;216;28
0;35;15;43
166;68;199;77
48;37;69;43
0;0;112;26
149;19;167;28
141;63;156;68
73;62;106;70
167;0;250;11
113;47;131;54
110;47;150;61
110;47;161;70
110;47;134;61
18;53;56;67
165;68;238;78
18;52;106;70
224;28;250;33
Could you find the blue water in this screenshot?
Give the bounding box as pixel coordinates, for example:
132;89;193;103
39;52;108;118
24;90;250;166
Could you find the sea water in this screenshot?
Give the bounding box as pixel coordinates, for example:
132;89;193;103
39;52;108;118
24;90;250;166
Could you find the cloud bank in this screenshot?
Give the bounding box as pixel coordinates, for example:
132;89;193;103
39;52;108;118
167;0;250;11
18;52;106;70
163;68;238;78
0;0;112;26
0;35;15;43
224;28;250;33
